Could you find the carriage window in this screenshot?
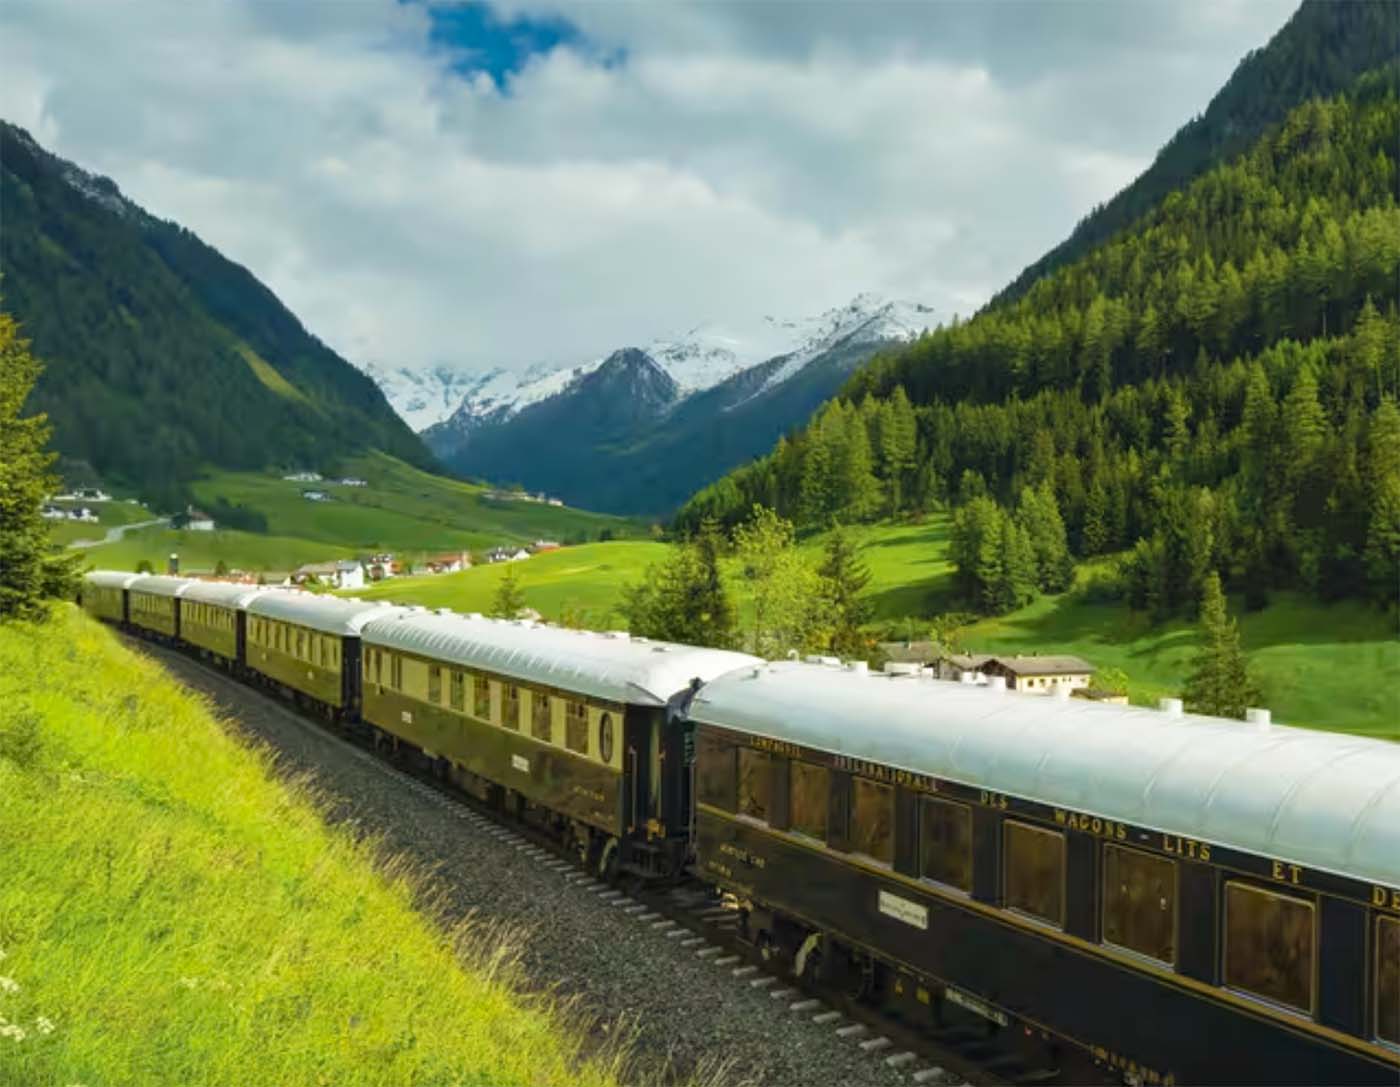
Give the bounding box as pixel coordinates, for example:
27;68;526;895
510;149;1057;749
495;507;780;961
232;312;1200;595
1379;915;1399;1045
599;712;615;764
565;702;589;754
849;778;894;864
737;748;771;822
920;796;972;892
449;670;465;711
474;675;491;719
531;691;553;742
696;732;736;811
296;630;306;660
374;649;383;686
428;666;442;704
1223;882;1315;1014
503;685;520;730
1103;844;1177;964
1004;821;1065;927
391;655;403;691
789;760;828;840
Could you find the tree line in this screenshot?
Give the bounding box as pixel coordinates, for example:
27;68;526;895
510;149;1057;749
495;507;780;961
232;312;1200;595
678;75;1400;617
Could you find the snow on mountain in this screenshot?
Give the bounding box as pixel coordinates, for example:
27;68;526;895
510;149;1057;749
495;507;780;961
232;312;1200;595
372;293;932;434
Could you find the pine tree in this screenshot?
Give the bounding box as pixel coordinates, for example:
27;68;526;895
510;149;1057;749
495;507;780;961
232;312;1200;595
993;516;1038;614
819;524;873;659
877;387;917;515
1181;572;1261;719
623;519;738;649
1082;478;1111;555
1017;483;1075;593
0;312;77;622
489;563;527;619
1364;398;1400;606
835;404;881;521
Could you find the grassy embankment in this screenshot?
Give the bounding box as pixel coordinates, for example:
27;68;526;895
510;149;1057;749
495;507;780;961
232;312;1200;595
59;451;636;576
350;516;1399;740
0;606;627;1087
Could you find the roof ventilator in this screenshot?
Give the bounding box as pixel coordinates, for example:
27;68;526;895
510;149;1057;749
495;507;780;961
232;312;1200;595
605;630;630;640
1158;697;1183;718
987;675;1007;693
959;671;977;685
1246;707;1272;730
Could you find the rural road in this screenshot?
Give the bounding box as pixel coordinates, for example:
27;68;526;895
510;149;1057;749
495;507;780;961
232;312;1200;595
66;516;169;549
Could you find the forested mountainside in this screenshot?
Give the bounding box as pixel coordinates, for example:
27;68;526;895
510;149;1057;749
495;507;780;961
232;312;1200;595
0;123;430;508
679;69;1400;614
993;0;1400;308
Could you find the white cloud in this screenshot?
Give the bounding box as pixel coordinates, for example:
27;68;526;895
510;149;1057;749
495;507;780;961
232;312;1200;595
0;0;1295;376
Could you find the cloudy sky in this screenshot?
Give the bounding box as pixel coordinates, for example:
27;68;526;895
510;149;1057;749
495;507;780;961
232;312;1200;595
1;0;1295;376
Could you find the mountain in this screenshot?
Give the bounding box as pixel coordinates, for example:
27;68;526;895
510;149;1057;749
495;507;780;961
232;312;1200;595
0;123;431;507
417;295;932;514
680;60;1400;614
992;0;1400;308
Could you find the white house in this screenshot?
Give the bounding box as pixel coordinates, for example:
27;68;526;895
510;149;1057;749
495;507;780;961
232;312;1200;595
337;477;368;487
424;552;470;574
294;560;365;590
301;490;330;502
186;508;215;532
486;546;530;563
40;505;67;521
283;470;323;483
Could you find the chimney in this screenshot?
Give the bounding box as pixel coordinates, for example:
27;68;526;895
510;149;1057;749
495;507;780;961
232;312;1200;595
1158;698;1183;718
1246;707;1272;729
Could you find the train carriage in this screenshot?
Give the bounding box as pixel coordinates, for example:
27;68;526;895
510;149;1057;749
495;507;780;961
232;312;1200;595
126;575;196;639
689;661;1400;1087
179;582;268;664
244;593;405;714
360;612;756;878
81;571;142;623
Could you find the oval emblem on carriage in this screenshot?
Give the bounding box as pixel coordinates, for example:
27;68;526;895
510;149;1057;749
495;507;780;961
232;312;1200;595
599;712;614;763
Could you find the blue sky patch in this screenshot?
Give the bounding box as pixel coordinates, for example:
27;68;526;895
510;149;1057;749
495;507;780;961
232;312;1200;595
417;1;595;86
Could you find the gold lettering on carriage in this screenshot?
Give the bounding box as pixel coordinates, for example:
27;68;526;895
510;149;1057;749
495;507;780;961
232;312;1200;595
1371;885;1400;912
833;756;938;793
1161;834;1211;861
1271;860;1303;885
1054;809;1127;840
751;736;803;758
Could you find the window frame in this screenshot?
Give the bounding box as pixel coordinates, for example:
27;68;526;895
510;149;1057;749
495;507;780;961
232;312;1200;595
449;670;465;712
736;746;773;824
502;684;520;730
848;776;895;866
787;759;829;842
1002;819;1067;929
917;795;973;894
1377;913;1399;1047
473;675;491;720
565;701;589;755
1221;880;1317;1018
695;730;736;812
1100;842;1178;967
531;689;553;742
428;665;442;705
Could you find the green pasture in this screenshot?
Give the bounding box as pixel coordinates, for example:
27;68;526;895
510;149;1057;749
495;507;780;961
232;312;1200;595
0;607;626;1087
45;499;154;545
67;526;356;577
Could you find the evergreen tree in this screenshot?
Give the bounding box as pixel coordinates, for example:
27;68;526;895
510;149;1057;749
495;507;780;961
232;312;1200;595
622;519;738;649
993;516;1038;614
835;404;881;521
950;496;1003;610
1082;478;1111;555
1364;398;1400;606
876;387;917;515
819;525;872;659
1181;572;1261;719
0;312;76;622
489;563;527;619
1017;483;1075;593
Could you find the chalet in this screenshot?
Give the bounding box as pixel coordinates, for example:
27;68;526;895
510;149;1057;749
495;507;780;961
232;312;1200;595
40;505;67;521
283;470;322;482
186;508;215;532
529;539;561;554
981;654;1095;694
301;490;330;502
365;554;399;580
424;552;470;574
294;560;365;591
337;477;368;487
485;546;530;564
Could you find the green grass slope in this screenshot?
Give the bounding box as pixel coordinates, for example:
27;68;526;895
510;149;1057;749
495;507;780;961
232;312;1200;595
0;607;622;1087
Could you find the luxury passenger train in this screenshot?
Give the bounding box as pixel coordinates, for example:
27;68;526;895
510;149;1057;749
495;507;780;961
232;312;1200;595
82;570;1400;1086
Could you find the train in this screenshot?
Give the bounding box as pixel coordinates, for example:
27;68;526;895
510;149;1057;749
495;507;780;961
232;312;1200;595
80;570;1400;1086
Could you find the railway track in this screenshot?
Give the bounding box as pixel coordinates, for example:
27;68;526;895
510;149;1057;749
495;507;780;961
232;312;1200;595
130;634;1071;1087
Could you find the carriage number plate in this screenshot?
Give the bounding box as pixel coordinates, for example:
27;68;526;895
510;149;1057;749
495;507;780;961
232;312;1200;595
878;890;928;930
511;755;530;773
944;986;1009;1026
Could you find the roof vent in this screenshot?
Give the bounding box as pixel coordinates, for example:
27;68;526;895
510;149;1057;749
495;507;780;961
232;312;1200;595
847;660;868;675
819;655;841;668
987;675;1007;693
1158;697;1183;718
751;666;763;679
651;645;671;653
1246;707;1271;729
434;607;452;616
605;631;630;641
959;671;977;685
804;654;825;665
884;662;919;677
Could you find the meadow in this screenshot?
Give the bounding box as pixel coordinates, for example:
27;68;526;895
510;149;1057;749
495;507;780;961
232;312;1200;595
352;516;1398;740
0;607;627;1087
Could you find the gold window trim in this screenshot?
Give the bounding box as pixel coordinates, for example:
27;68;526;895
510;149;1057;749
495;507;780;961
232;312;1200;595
1002;819;1067;929
1222;880;1318;1018
918;794;973;895
1101;842;1178;968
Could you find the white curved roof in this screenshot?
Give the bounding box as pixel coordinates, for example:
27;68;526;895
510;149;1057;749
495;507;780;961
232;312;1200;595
246;592;406;635
691;662;1400;887
361;611;761;706
84;570;144;590
179;582;270;609
127;575;198;597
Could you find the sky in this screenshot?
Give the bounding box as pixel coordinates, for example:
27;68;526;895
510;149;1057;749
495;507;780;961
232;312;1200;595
0;0;1297;377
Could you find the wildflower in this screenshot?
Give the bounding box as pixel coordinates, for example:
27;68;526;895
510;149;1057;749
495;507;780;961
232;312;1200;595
36;1016;54;1035
0;976;19;994
0;1023;26;1042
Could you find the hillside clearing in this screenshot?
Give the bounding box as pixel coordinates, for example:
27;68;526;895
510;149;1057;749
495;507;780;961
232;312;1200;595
0;607;625;1087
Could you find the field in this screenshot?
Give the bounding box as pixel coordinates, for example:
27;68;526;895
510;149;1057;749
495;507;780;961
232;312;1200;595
348;540;670;628
348;515;1398;740
0;606;623;1087
45;498;155;546
56;452;637;576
